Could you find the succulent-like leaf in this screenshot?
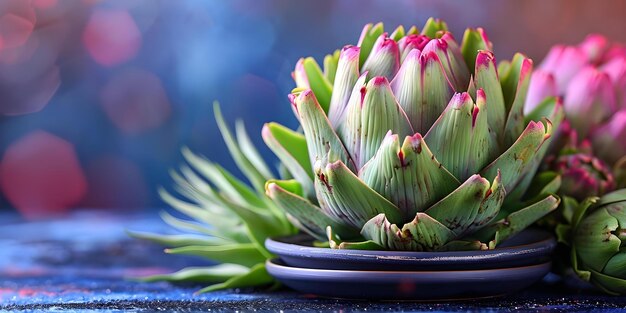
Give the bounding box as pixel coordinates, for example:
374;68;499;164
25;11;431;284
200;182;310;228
266;180;358;240
461;28;492;75
474;51;506;142
361;213;455;251
421;17;448;38
293;90;355;170
166;244;267;268
362;34;400;80
357;22;385;66
214;103;269;192
426;172;504;237
135;265;250;284
196;263;273;293
128;231;229;247
391;50;454;134
341;76;413;169
328;46;361;128
327;225;382;250
425;91;497;181
262;123;314;198
359;132;459;218
397;34;429;61
501;54;534;147
422;33;471;91
235;120;274;180
314;159;403;228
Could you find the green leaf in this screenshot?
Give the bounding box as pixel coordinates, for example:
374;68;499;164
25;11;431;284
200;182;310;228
425;91;497;181
391;50;454;134
235;120;274;180
501;54;533;147
342;76;413;169
166;243;267;268
359;132;459;219
481;120;552;194
262;123;314;198
327;225;382;250
182;149;267;209
293;89;355;171
127;230;229;247
589;268;626;295
421;17;448;38
323;49;340;84
314;160;403;228
426;172;504;238
357;22;385;67
474;51;506;141
266;180;358;240
214;102;268;192
302;57;333;113
361;213;455;251
196;263;273;293
134;264;250;283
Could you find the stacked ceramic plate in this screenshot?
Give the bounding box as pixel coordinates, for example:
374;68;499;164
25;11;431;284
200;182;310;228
265;228;556;300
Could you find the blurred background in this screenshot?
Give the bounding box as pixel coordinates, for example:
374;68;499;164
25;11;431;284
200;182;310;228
1;0;625;219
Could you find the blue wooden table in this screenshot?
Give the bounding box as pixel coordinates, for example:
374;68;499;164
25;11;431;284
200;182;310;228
1;211;624;312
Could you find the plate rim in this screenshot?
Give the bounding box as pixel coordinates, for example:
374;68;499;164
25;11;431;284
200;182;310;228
265;228;556;262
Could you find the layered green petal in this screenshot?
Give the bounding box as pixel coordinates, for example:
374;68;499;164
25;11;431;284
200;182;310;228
422;33;471;91
362;35;400;80
390;50;454;134
266;180;357;240
314;159;403;229
421;17;448;38
426;172;504;237
481;120;553;193
323;49;340;84
293;89;355;170
359;132;459;218
461;27;492;74
357;22;385;66
361;213;455;251
501;54;534;147
299;57;334;113
341;76;413;169
425;91;496;181
328;46;361;128
474;51;506;142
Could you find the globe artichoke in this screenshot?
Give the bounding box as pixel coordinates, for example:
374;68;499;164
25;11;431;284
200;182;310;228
525;35;626;187
264;19;563;251
557;189;626;295
130;103;296;292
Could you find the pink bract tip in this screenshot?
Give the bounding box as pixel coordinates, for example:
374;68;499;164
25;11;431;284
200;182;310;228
475;51;494;68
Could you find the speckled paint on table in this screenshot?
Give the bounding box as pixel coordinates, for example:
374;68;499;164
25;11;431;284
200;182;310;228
1;211;625;312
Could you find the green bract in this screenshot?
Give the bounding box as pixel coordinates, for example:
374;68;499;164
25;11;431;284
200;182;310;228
265;18;564;251
130;103;296;292
557;190;626;295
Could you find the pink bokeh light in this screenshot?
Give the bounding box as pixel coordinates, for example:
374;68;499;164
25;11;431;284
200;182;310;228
82;9;141;66
0;131;87;219
100;68;172;134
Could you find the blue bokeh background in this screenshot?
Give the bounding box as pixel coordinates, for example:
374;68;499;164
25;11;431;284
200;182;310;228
1;0;625;216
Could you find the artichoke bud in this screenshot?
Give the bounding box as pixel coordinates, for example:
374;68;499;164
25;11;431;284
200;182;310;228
570;190;626;294
548;152;616;201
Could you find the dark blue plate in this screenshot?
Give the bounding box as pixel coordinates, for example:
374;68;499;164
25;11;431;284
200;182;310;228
266;258;552;300
266;228;555;271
